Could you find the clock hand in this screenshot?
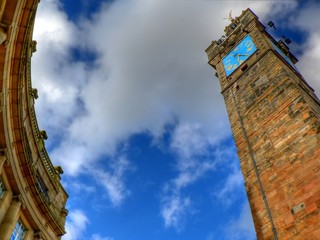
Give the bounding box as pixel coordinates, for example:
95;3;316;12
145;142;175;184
234;53;248;57
234;53;248;62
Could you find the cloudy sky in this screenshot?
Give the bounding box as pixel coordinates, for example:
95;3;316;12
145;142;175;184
31;0;320;239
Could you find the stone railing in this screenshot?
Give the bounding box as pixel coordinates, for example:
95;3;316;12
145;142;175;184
17;0;68;235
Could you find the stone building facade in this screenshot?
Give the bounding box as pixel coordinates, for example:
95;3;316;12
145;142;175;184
0;0;68;239
206;9;320;239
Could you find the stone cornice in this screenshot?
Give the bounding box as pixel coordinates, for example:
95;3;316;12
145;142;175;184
0;0;68;237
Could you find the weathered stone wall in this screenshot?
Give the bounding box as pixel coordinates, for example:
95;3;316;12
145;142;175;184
225;51;320;239
207;8;320;240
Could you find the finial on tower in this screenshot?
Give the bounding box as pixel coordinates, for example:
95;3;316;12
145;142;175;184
223;10;234;22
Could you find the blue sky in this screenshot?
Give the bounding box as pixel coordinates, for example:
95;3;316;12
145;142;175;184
31;1;320;239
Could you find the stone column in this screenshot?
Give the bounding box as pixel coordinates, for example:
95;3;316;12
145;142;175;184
0;197;22;239
34;231;44;240
0;155;6;174
24;230;33;240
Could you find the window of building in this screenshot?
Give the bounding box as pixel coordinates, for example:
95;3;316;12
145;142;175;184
24;130;33;164
0;177;5;199
10;219;27;240
36;175;50;203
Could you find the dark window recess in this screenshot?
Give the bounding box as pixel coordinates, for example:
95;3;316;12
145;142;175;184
241;64;248;72
0;177;5;199
231;23;237;29
24;131;33;164
36;175;50;203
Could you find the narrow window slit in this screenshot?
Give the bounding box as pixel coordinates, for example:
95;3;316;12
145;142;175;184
241;64;248;72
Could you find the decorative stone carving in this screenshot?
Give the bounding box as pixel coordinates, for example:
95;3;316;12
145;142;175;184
31;88;38;99
54;166;64;175
13;194;25;209
40;130;48;140
34;231;44;240
60;207;68;218
31;40;37;53
0;0;68;237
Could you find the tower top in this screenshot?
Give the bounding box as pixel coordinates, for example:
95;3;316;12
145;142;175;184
205;8;257;59
205;8;297;71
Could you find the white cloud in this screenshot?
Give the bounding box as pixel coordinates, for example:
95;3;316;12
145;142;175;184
214;168;244;207
171;123;218;188
34;0;80;50
88;156;133;206
63;209;115;240
63;209;89;240
64;180;96;195
224;202;255;240
34;0;273;175
160;190;191;231
32;0;275;192
159;123;245;229
289;2;320;96
160;123;218;229
32;0;87;141
170;123;219;160
32;0;320;237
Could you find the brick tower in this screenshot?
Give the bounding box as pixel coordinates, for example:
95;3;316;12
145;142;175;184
206;9;320;239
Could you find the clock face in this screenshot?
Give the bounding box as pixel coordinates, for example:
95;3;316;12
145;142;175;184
222;35;257;77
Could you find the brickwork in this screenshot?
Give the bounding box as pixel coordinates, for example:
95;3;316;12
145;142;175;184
206;9;320;240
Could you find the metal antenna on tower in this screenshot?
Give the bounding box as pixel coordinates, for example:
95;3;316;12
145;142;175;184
268;21;276;30
282;35;292;45
267;20;293;45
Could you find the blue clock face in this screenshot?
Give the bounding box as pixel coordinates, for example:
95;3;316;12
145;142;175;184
222;35;257;77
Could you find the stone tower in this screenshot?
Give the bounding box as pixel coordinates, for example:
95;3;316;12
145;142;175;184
206;9;320;239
